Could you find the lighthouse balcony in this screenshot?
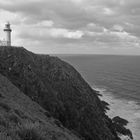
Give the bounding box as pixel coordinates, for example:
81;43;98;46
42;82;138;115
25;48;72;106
4;28;12;32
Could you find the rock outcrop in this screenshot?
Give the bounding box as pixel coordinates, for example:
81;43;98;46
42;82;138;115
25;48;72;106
0;46;132;140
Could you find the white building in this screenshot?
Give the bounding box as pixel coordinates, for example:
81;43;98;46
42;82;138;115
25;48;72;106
0;22;12;46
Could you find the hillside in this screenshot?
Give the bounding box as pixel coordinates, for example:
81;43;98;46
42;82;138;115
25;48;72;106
0;46;132;140
0;73;81;140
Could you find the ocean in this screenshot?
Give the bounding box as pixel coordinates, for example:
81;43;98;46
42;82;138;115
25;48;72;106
59;55;140;140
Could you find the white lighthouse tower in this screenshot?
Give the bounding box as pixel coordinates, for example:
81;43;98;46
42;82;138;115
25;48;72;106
3;22;12;46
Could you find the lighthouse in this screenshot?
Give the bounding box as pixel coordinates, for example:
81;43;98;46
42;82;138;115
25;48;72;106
4;22;12;46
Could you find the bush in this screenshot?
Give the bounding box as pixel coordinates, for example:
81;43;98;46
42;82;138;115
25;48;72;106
0;133;12;140
0;116;8;128
8;114;21;124
14;109;28;119
112;116;128;126
17;121;45;140
0;93;4;98
0;102;11;112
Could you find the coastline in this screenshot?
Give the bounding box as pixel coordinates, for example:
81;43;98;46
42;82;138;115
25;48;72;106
93;85;140;140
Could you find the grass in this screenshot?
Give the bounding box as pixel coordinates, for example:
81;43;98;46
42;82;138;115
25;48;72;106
17;121;46;140
7;114;21;124
0;114;46;140
14;109;28;120
0;116;8;128
0;133;12;140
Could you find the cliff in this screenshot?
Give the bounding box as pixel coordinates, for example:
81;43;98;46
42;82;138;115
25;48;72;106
0;46;132;140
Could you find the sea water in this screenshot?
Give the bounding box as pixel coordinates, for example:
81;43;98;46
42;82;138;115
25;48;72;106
59;55;140;140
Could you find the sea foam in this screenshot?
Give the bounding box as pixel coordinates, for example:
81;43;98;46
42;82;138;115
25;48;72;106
93;85;140;140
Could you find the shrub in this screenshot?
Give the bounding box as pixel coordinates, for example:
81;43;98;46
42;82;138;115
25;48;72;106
44;111;51;118
0;102;11;112
0;116;8;128
0;133;12;140
0;93;4;98
17;121;45;140
8;114;21;124
14;109;28;119
54;119;62;128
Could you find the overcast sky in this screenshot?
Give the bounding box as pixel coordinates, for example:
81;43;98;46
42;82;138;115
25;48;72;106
0;0;140;54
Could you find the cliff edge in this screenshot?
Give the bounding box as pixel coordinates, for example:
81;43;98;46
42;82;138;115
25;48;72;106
0;46;132;140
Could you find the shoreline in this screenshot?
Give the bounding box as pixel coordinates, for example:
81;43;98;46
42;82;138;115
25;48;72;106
93;85;140;140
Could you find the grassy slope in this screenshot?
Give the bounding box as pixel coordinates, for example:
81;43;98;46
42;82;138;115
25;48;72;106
0;73;81;140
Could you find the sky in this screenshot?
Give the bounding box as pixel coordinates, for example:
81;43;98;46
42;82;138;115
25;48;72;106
0;0;140;54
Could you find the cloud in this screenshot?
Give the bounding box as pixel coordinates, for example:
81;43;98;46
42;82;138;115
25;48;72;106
36;20;54;27
103;8;115;15
49;29;84;39
0;0;140;54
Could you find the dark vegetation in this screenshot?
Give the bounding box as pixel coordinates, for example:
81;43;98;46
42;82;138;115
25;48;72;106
0;102;11;112
112;116;133;139
0;46;133;140
17;123;46;140
112;116;129;126
0;73;81;140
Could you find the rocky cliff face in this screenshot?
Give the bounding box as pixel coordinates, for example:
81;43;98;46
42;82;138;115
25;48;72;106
0;46;132;140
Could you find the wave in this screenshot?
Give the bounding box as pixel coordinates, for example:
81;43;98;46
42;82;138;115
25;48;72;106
92;85;140;140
